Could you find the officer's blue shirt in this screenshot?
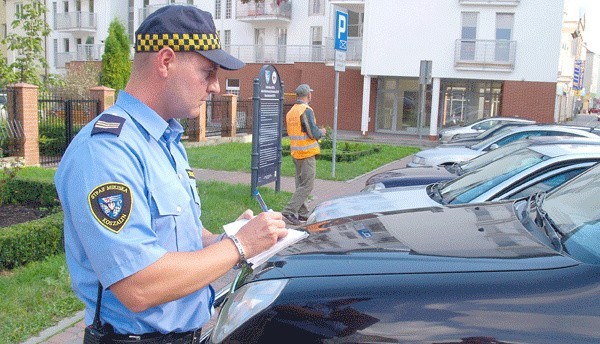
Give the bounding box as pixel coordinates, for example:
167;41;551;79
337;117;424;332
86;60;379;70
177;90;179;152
55;91;213;334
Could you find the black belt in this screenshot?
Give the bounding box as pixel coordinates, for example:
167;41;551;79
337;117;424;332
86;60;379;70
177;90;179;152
108;328;201;344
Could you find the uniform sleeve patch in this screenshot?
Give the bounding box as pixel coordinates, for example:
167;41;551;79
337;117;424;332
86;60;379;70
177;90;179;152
91;113;126;136
88;182;133;233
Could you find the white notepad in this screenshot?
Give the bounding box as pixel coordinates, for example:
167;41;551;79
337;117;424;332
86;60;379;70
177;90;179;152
223;219;309;269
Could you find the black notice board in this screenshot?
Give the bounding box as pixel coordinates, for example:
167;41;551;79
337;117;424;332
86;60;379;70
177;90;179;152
251;65;283;194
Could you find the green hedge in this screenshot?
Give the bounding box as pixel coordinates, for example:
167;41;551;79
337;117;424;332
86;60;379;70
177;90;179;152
282;141;381;162
0;178;60;208
0;212;64;270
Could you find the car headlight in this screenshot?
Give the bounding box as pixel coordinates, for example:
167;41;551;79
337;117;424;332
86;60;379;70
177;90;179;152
212;279;288;342
362;182;385;192
412;156;423;165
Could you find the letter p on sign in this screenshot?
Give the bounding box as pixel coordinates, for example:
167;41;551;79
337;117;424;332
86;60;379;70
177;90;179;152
335;10;348;51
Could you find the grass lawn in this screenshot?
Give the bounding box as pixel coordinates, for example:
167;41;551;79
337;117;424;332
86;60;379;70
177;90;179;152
186;140;420;181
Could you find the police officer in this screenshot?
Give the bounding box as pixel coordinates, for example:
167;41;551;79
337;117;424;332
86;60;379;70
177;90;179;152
281;84;327;225
54;5;287;342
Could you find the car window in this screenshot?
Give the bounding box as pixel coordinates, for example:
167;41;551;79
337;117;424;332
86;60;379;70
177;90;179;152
459;140;532;173
507;167;587;200
542;165;600;264
470;127;518;150
486;132;544;150
440;148;546;204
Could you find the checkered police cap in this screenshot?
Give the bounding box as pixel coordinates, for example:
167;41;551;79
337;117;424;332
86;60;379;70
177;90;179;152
135;5;244;70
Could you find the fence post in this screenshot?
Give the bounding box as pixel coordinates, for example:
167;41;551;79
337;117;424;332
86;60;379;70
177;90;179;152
187;102;207;142
89;86;116;112
221;94;238;137
9;83;40;166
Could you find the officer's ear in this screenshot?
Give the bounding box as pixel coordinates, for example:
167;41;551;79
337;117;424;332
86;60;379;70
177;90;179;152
156;47;176;77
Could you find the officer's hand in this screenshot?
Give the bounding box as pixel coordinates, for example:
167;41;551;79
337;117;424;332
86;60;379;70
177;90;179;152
236;209;254;221
235;211;287;258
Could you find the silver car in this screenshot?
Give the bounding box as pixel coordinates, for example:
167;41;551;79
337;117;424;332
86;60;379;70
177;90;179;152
409;124;600;167
308;142;600;224
438;117;534;142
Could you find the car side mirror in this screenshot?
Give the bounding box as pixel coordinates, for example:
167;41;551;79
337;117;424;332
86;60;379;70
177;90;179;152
489;144;499;150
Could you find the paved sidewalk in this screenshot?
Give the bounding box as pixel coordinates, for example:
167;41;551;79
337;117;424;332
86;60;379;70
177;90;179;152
24;131;433;344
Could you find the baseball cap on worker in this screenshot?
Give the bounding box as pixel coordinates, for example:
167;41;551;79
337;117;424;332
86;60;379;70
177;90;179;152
296;84;313;97
134;5;245;70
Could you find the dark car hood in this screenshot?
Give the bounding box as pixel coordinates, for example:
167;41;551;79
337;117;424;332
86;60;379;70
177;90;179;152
249;202;576;280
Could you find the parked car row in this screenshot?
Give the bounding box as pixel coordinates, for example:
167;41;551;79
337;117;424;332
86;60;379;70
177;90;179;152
410;124;600;167
199;128;600;344
202;153;600;343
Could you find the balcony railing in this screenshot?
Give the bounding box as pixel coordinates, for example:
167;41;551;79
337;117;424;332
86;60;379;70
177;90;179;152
54;11;96;31
223;38;362;65
454;39;516;70
459;0;520;5
236;0;292;22
76;44;104;61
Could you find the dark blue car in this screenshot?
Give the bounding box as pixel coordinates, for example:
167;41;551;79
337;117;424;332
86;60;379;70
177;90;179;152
202;162;600;343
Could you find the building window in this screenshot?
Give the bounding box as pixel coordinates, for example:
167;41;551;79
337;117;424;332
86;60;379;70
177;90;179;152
460;12;478;60
225;0;232;19
89;0;94;13
16;3;24;17
64;38;70;52
308;0;323;16
310;26;322;61
76;0;81;12
215;0;221;20
348;10;363;37
495;13;514;61
226;78;240;96
224;30;231;46
63;1;69;12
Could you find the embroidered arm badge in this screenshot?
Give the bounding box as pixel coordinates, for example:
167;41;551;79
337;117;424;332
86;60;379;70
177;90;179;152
88;182;133;233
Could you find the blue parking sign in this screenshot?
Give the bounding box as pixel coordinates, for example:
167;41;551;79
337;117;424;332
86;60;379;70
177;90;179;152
335;10;348;52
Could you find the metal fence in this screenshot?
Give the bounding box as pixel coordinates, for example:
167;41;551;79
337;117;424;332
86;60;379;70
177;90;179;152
0;88;24;158
38;89;100;166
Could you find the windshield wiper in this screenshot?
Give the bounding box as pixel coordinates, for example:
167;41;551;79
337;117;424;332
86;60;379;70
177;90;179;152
532;192;563;252
445;163;462;175
427;182;446;204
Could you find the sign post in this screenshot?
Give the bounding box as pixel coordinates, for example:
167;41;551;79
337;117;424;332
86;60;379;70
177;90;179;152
332;9;348;178
251;65;283;195
418;60;432;140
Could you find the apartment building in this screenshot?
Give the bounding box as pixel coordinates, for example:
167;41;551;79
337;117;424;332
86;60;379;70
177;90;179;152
3;0;576;138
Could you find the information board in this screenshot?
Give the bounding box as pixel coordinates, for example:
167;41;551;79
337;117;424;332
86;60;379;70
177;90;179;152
251;65;283;193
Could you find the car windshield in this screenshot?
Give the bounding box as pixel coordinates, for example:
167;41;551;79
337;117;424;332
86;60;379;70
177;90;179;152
538;164;600;264
469;126;515;150
439;147;546;204
457;140;533;174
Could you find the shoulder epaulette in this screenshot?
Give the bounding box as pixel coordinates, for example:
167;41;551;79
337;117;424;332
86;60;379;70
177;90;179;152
91;113;126;136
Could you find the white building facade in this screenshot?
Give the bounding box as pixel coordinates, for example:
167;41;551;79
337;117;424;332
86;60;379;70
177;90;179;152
4;0;571;138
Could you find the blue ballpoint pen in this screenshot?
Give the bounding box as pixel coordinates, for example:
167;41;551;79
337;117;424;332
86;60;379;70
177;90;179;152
252;190;270;212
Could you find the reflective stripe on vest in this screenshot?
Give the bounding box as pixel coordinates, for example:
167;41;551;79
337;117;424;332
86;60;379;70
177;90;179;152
286;103;320;159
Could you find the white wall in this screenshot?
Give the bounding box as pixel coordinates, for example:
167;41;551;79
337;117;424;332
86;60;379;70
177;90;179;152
362;0;564;82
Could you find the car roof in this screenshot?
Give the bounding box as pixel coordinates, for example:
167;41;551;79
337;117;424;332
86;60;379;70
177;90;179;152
529;142;600;157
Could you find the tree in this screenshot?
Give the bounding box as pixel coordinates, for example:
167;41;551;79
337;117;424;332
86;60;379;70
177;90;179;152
1;0;52;87
101;18;131;91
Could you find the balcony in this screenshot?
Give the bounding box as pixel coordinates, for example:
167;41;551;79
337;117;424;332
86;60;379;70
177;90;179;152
222;39;362;66
54;12;96;32
55;44;105;68
459;0;520;6
454;39;516;71
236;0;291;24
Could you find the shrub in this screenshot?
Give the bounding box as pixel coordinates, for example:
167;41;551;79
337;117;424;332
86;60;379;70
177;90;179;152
0;212;64;270
0;178;59;208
